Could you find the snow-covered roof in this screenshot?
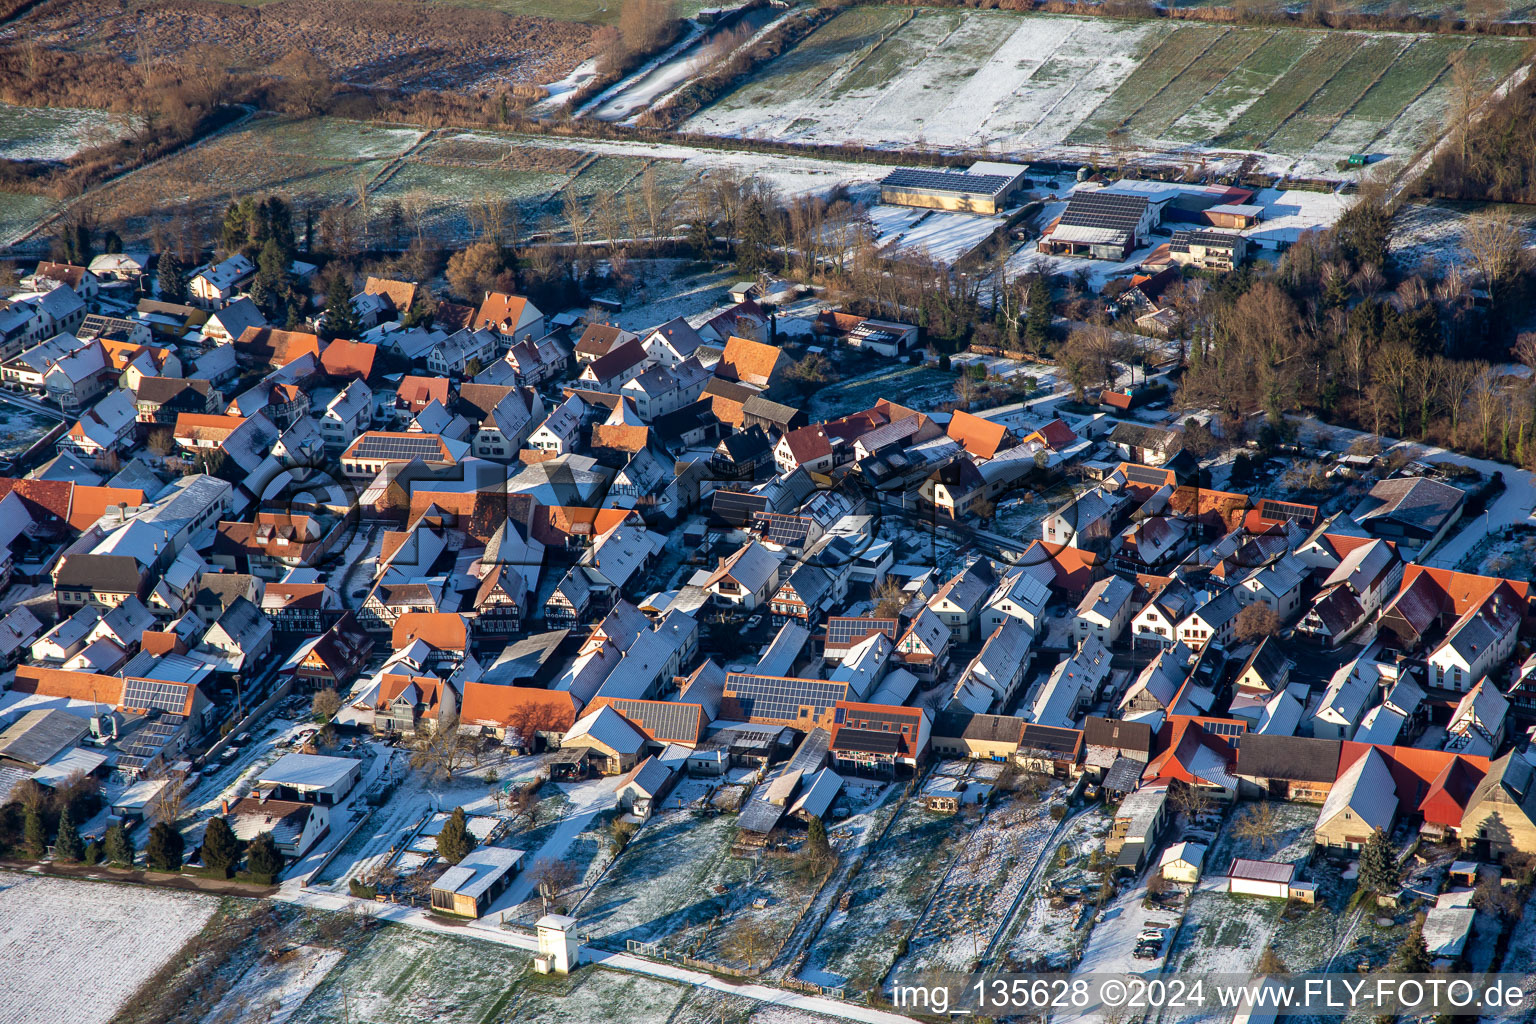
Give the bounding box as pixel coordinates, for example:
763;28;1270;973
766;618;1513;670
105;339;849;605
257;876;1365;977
1319;747;1397;832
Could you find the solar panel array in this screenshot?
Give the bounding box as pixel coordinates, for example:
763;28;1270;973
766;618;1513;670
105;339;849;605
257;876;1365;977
712;490;766;526
349;434;446;462
826;617;899;647
881;167;1013;197
1059;192;1149;232
1019;723;1080;755
601;699;697;743
1124;464;1171;487
1258;498;1316;525
832;727;903;755
756;512;811;547
121;678;189;713
1169;229;1241;252
723;673;846;724
1203;720;1247;737
837;706;915;731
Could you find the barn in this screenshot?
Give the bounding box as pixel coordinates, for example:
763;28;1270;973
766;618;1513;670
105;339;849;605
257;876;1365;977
879;163;1028;215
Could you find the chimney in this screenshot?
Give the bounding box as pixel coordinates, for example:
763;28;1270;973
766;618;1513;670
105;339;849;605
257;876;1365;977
221;799;229;815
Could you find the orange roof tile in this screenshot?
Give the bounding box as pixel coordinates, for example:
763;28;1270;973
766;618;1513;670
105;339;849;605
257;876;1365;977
591;424;650;454
234;326;322;367
320;338;377;379
376;674;450;712
460;681;579;731
174;412;246;442
68;485;146;531
0;478;73;522
392;612;468;652
397;376;451;410
718;336;785;388
12;665;124;705
476;292;530;334
363;277;417;313
946;409;1009;459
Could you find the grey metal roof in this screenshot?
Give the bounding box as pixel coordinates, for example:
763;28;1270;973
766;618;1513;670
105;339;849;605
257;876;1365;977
0;710;89;768
737;797;784;835
434;846;524;900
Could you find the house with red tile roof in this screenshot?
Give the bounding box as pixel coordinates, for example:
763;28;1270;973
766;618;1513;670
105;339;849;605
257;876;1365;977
946;409;1012;459
474;291;544;345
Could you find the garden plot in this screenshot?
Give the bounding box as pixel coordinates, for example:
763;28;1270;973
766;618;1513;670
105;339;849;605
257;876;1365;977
694;852;825;971
203;944;344;1024
0;103;141;161
1000;806;1114;969
0;405;62;459
290;925;527;1024
798;792;961;992
685;9;1529;178
0;872;218;1024
894;783;1063;975
576;809;752;948
505;968;692;1023
408;811;501;853
803;364;956;422
1165;801;1319;980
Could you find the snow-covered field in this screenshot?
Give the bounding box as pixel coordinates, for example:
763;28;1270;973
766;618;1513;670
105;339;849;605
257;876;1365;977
684;9;1527;177
0;104;141;161
205;944;345;1024
0;872;217;1024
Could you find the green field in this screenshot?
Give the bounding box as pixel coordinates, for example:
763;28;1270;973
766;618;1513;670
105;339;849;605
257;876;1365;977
685;9;1532;176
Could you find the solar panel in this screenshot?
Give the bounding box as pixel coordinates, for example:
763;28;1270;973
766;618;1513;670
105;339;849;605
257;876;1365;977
712;490;766;526
881;167;1013;197
723;673;847;724
349;434;446;461
826;617;899;647
758;512;812;547
1258;498;1316;524
1124;464;1170;487
1019;723;1079;754
1059;192;1149;233
832;727;903;754
121;678;189;713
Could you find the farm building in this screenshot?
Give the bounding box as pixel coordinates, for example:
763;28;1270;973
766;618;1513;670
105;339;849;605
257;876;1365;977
1039;190;1160;260
1167;230;1246;271
1106;781;1169;868
1203;203;1264;230
879;163;1028;215
430;846;524;918
1227;858;1296;899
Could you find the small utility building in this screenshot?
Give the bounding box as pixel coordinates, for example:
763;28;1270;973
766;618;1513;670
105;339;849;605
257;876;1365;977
1227;858;1296;899
879;163;1028;215
430;846;524;918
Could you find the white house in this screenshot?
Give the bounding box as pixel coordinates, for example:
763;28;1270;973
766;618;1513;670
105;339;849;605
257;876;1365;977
1073;574;1136;644
1425;594;1521;693
981;568;1052;636
188;254;256;308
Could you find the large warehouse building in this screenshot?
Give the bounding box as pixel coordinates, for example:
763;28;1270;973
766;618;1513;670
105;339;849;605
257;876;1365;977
879;162;1030;215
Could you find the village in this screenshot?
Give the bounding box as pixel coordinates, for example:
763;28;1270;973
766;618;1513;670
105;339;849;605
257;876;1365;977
2;1;1536;1023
